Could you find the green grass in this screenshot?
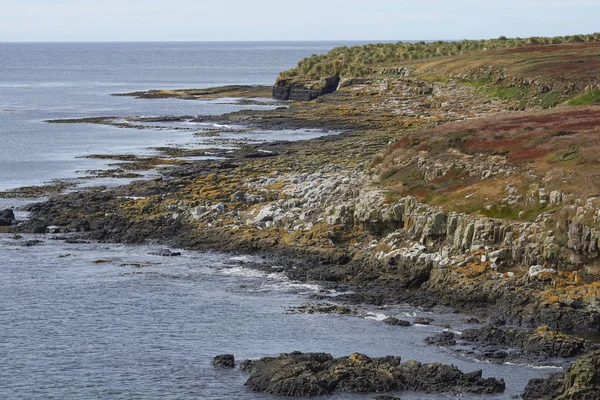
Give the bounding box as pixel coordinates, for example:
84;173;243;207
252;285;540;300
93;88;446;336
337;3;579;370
567;90;600;106
538;90;562;108
278;33;600;81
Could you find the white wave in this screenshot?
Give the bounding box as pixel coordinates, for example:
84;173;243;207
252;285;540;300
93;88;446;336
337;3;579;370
229;255;255;262
364;312;388;321
504;362;563;370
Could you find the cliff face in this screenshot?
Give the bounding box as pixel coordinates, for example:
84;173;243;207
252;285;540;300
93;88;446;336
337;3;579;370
272;75;340;101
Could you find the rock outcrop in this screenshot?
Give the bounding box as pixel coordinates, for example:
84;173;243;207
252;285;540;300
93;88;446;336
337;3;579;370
273;75;340;101
242;352;505;397
523;349;600;399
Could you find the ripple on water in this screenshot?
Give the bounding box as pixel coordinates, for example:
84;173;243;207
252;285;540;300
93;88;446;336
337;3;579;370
0;234;559;399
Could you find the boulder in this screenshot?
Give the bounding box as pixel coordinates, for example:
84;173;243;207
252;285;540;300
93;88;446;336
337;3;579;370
0;209;15;226
212;354;235;368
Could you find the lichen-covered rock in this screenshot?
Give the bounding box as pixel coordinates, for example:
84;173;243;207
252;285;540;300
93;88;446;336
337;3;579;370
522;350;600;399
560;349;600;399
243;351;505;396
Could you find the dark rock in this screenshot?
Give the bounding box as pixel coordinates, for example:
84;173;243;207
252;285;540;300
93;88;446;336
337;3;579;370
522;374;565;400
243;351;505;396
425;331;457;346
372;396;402;400
0;209;15;226
465;317;481;324
150;248;181;257
212;354;235;368
383;317;411;326
461;325;595;360
414;317;434;325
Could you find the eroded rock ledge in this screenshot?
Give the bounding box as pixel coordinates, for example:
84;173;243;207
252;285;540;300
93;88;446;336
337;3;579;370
234;352;505;397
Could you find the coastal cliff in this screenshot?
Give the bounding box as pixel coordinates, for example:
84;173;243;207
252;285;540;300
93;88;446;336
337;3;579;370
11;36;600;398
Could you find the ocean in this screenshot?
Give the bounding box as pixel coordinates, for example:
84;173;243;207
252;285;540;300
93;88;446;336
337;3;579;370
0;42;554;399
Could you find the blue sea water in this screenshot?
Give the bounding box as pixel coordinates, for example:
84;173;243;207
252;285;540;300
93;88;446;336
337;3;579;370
0;41;355;191
0;42;557;399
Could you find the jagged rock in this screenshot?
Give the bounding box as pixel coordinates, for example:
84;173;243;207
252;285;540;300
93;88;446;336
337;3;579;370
243;352;505;396
383;317;411;326
212;354;235;368
522;350;600;399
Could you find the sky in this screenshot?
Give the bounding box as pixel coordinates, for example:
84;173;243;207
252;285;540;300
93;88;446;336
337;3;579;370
0;0;598;42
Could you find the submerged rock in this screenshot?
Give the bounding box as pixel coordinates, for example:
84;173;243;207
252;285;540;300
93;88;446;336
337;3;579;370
425;331;457;346
149;248;181;257
383;317;411;326
242;351;505;396
212;354;235;368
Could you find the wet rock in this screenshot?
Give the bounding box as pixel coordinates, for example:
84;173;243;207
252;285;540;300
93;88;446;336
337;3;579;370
212;354;235;368
383;317;411;326
461;326;595;361
414;317;434;325
425;331;457;346
149;248;181;257
243;351;505;396
372;396;402;400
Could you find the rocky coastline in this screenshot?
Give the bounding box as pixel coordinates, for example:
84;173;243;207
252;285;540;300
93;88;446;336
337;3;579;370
4;42;600;398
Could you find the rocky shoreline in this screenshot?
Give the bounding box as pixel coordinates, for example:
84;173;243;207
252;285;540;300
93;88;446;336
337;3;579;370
5;43;600;398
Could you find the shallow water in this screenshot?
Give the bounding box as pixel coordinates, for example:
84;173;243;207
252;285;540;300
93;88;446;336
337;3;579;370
0;234;559;399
